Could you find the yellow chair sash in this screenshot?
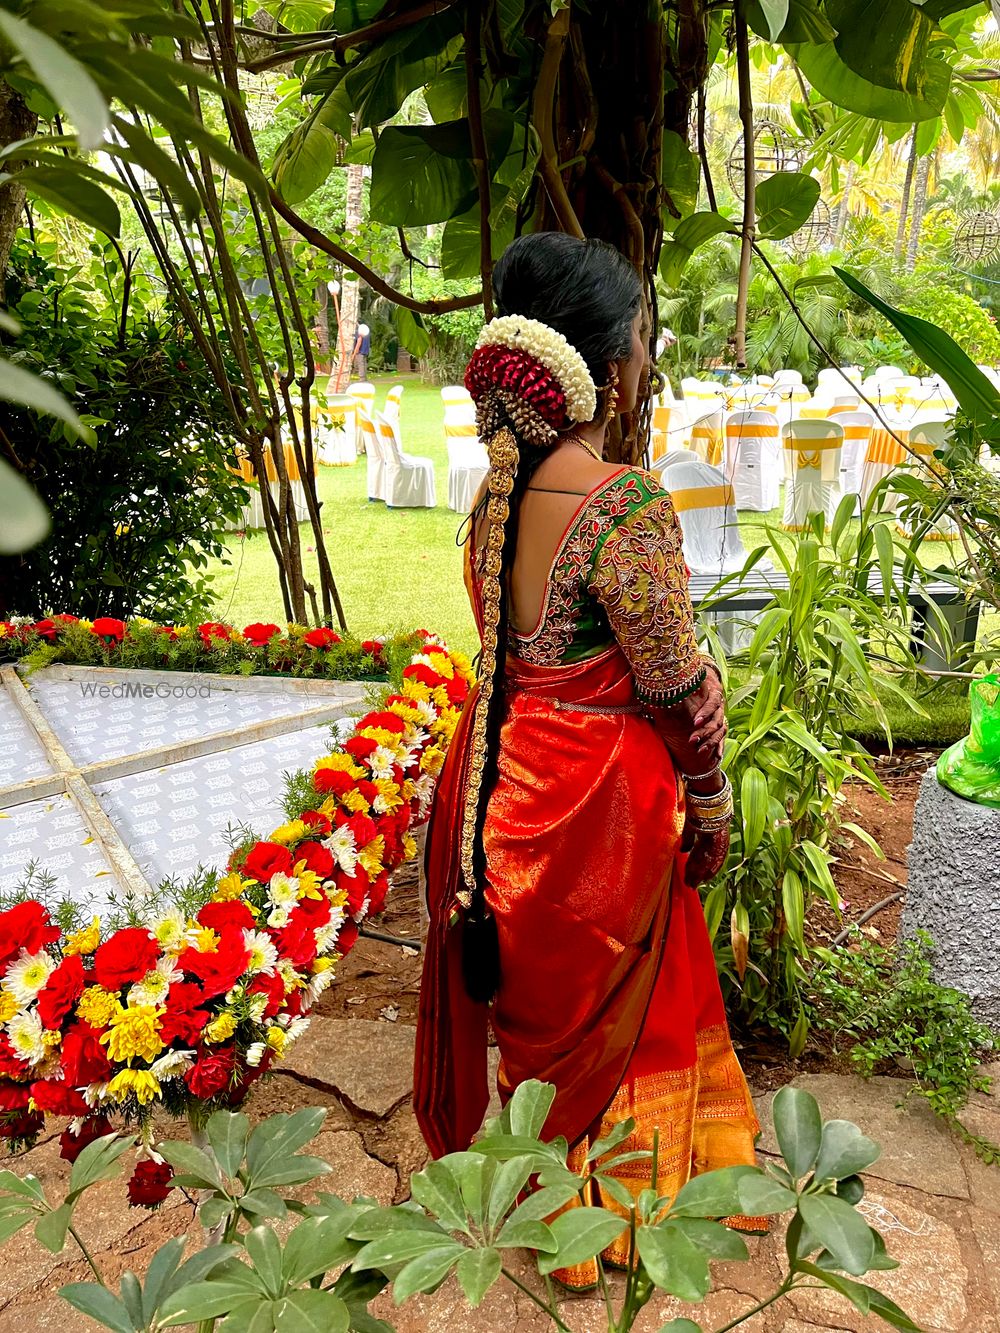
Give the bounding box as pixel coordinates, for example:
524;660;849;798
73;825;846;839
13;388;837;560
670;484;735;512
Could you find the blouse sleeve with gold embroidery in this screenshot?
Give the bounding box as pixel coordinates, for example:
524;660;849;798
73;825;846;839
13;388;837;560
586;470;706;706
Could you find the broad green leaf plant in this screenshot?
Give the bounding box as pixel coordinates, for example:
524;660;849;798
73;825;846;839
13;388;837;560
0;1081;920;1333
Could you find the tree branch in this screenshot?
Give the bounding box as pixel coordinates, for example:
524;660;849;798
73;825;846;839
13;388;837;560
227;0;460;73
734;0;755;368
697;83;717;212
270;187;483;312
465;0;494;318
396;227;438;268
532;4;584;238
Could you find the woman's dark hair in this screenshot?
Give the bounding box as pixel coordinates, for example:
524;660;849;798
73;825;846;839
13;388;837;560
461;234;642;1005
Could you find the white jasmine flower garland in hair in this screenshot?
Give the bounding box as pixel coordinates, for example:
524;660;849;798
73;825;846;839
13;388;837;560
476;316;597;424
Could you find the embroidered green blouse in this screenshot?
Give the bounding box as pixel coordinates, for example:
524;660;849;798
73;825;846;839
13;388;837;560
506;466;707;706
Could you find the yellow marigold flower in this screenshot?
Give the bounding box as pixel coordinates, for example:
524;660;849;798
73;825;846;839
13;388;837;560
340;789;370;815
107;1068;161;1106
402;833;417;861
358;834;385;879
430;655;455;680
269;819;307;847
358;725;402;748
265;1027;287;1055
0;989;18;1024
431;685;451;711
317;796;337;817
387;700;421;724
214;871;251;902
401;679;431;703
205;1013;237;1044
101;1005;164;1064
451;650;475;680
42;1029;61;1049
194;927;220;953
175;625;192;637
315;753;363;777
433;709;459;742
64;916;101;957
77;986;122;1029
374;779;404;814
290;866;323;899
310;956;335;975
421;745;446;777
402;778;416;801
78;619;94;630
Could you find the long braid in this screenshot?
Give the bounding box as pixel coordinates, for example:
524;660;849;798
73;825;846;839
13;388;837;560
458;421;544;1003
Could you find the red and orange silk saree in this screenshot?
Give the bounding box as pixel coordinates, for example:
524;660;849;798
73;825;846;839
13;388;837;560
415;467;761;1288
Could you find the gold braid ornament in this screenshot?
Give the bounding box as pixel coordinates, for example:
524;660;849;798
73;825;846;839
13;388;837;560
456;424;519;909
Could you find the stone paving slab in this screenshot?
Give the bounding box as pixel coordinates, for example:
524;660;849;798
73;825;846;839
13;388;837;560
283;1015;417;1117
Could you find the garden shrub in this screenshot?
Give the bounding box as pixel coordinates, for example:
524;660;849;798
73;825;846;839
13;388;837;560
0;239;248;622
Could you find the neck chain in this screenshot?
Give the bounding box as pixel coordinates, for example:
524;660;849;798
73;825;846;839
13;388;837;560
564;432;604;463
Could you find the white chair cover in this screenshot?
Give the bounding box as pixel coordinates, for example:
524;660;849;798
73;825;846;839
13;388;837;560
315;394;357;465
662;459;748;576
345;382;376;453
782;419;843;530
357;411;385;502
690;408;725;466
384;384;404;429
903;420;958;540
445;424;488;513
652;447;701;475
375;411;436;508
873;365;906;381
772;369;804;388
724;410;781;511
831;411;874;501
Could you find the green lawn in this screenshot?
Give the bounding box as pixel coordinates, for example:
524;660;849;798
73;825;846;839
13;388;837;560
202;373;975;746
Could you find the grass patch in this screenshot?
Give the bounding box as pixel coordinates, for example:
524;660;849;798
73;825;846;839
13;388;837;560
201;373;975;747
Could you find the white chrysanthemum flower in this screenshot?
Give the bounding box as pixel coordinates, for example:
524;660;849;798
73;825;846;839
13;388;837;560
5;950;56;1006
476;315;598;422
314;905;346;954
149;1049;195;1079
276;959;299;991
304;968;338;1006
243;929;278;976
413;699;437;726
413;773;436;816
279;1016;310;1047
148;908;194;954
128;956;182;1007
246;992;268;1024
7;1009;46;1064
267;872;300;908
323;825;358;875
368;745;396;780
266;906;291;929
245;1042;267;1067
83;1082;111;1107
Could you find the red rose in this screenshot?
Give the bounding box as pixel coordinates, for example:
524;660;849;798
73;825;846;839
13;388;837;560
274;898;329;969
358;710;406;735
294;840;334;879
0;900;60;970
247;971;284;1020
241;841;293;884
178;929;250;999
0;1035;26;1080
339;809;377;850
30;1078;89;1118
336;869;372;919
343;735;378;762
403;663;444;689
313;768;356;798
197;621;232;647
61;1023;112;1085
127;1159;174;1208
91;617;126;643
303;627;341;649
197;900;255;935
59;1115;114;1163
32;618;60;642
184;1043;236;1099
361;639;384;658
94;927;159;992
368;872;390;915
243;622;281;647
158;983;210;1046
337;921;359;957
0;1081;31;1113
300;809;331;836
36;954;85;1029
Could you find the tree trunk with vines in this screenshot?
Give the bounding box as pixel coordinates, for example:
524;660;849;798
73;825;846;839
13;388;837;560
335;162;365;387
906;151;931;272
0;80;37;302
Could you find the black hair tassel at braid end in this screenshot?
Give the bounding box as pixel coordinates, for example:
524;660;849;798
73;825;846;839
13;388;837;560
461;902;500;1004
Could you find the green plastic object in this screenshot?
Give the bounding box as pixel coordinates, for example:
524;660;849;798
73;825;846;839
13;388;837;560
937;674;1000;809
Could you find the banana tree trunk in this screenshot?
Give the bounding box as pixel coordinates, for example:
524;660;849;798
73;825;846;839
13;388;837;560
906;152;931;271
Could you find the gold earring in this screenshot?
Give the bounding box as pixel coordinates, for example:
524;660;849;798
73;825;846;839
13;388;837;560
603;366;620;424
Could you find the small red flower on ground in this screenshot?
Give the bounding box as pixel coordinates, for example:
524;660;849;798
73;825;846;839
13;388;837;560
127;1159;174;1208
